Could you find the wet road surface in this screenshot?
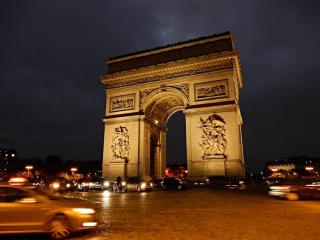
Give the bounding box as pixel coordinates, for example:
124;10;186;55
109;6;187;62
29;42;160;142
2;187;320;240
70;187;320;240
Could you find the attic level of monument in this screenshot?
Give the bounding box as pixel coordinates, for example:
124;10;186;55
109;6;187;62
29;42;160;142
108;31;231;61
101;31;245;179
105;32;234;74
101;32;242;90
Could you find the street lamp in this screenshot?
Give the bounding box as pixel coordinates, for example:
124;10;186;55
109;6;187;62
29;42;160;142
70;167;78;174
25;165;33;177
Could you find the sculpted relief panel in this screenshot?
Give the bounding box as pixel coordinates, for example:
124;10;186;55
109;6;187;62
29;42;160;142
111;126;130;161
195;80;228;101
199;114;227;159
110;94;135;113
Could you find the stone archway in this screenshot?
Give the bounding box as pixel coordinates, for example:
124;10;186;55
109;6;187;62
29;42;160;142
101;32;245;179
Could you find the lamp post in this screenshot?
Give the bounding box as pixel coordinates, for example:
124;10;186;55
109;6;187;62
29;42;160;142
70;167;78;174
25;165;33;177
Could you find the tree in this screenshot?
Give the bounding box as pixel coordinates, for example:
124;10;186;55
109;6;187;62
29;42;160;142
43;155;64;176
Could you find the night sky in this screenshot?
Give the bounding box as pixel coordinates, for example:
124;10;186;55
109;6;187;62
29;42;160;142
1;1;320;172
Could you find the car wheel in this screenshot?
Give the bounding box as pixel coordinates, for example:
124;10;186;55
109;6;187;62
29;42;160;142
287;192;299;201
49;215;70;239
137;186;141;192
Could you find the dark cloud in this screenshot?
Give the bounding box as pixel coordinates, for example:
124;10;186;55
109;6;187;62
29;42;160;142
1;1;320;172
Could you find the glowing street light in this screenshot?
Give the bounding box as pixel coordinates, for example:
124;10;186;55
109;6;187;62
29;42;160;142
70;167;78;174
305;166;314;171
25;165;33;177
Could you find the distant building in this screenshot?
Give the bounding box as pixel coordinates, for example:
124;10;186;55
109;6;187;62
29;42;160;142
265;156;320;178
0;149;17;174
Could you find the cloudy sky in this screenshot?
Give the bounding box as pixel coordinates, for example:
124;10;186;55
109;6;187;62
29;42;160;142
1;1;320;172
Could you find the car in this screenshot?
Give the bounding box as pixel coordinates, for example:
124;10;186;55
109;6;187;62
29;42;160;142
0;185;99;239
268;179;320;200
123;177;153;192
152;178;164;189
102;179;113;190
161;177;187;190
207;176;246;190
46;177;70;193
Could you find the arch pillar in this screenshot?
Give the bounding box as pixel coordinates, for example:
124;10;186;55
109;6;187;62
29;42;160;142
184;104;244;178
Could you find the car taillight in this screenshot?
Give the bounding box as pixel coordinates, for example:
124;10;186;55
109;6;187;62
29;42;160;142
8;177;27;186
270;185;291;190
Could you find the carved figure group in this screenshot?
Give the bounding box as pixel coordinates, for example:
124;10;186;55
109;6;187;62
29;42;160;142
111;126;130;161
199;114;227;158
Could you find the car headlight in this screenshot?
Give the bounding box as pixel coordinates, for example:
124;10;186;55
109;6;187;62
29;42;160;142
104;181;110;187
52;182;60;189
73;208;95;214
121;181;126;186
66;183;71;188
141;182;146;188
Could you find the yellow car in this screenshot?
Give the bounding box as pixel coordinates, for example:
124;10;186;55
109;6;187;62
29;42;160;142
0;185;98;239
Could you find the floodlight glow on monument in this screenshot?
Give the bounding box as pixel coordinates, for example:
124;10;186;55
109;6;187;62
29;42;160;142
101;32;245;179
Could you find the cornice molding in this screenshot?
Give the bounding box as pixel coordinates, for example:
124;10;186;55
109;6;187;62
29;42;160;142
101;54;238;89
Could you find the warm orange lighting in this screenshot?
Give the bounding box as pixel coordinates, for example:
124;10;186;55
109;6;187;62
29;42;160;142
25;165;33;170
52;182;60;189
271;168;278;172
8;177;27;186
70;167;78;173
25;165;34;177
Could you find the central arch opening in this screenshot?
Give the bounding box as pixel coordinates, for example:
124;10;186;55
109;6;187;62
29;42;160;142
142;88;188;178
166;110;187;177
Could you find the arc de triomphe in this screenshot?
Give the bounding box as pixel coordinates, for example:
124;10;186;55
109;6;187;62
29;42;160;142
101;32;244;179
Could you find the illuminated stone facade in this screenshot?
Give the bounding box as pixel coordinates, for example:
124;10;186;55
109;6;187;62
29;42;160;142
101;32;245;179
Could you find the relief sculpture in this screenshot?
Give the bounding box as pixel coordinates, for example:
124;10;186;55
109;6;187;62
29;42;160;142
111;126;129;161
199;114;227;159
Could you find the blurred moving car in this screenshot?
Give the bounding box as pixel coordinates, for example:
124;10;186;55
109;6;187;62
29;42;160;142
47;177;70;193
102;179;113;190
122;177;153;192
207;176;246;190
161;177;187;190
77;177;107;192
268;179;320;200
77;179;90;192
0;185;98;239
264;177;285;186
152;178;164;189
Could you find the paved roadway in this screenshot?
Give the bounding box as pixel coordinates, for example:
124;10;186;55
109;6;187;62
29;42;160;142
2;186;320;240
67;186;320;240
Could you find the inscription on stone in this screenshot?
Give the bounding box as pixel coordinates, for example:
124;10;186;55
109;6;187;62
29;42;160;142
110;94;135;112
195;80;228;101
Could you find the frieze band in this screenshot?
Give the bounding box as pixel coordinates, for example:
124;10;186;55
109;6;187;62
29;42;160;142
103;58;234;89
195;80;228;101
